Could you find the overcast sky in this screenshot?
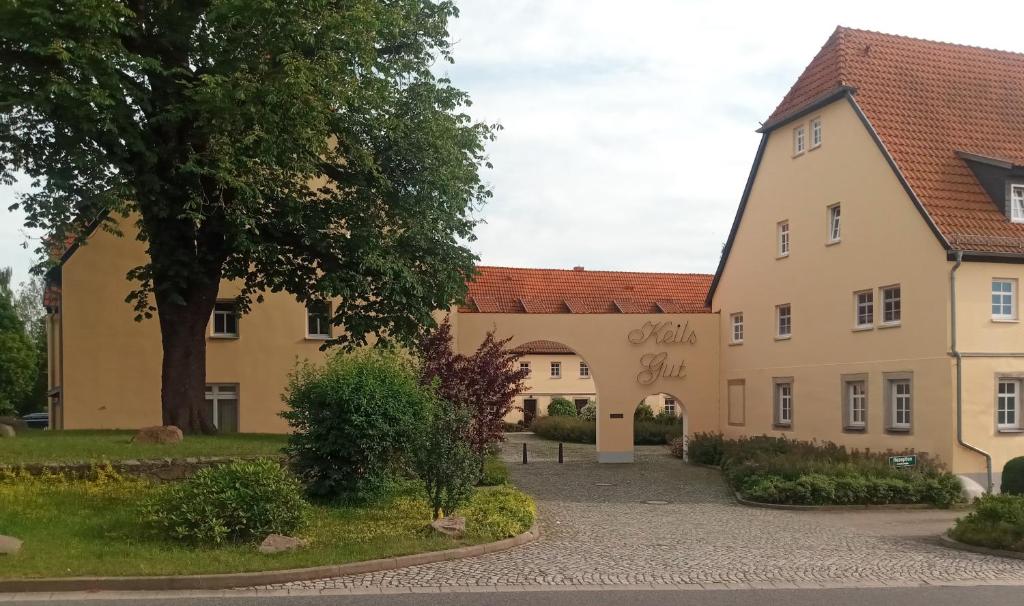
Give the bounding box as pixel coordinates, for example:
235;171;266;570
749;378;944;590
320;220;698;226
3;0;1024;286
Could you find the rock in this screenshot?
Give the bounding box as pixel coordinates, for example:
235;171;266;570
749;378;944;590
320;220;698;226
0;535;23;556
430;516;466;539
0;424;14;438
0;416;26;432
258;534;306;554
131;426;183;445
958;475;987;500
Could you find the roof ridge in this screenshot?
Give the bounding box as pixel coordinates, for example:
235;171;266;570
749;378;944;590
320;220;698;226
474;265;713;278
834;25;1024;58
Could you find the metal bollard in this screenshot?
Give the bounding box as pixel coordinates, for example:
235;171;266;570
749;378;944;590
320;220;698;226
522;442;528;464
558;442;564;464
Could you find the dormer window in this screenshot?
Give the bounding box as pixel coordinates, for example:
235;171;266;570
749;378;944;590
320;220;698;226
1012;184;1024;223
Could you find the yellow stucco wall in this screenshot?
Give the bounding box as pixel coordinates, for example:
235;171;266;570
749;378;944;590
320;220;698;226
711;97;963;470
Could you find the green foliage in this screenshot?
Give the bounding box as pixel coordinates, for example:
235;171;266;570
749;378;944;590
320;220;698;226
145;460;309;545
578;401;597;422
412;401;481;519
546;397;577;417
531;416;595;443
950;494;1024;551
713;435;962;507
281;349;434;500
0;268;35;416
634;402;655;421
687;432;726;465
1001;457;1024;495
480;455;510;486
463;486;536;539
654;409;678;424
633;421;684;445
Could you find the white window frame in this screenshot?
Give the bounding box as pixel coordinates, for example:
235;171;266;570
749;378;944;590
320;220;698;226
793;126;806;155
550;361;561;379
776;304;792;339
579;361;590;378
810;117;822;148
519;361;531;376
1011;184;1024;223
210;301;239;338
888;378;912;431
827;203;841;243
998;378;1021;431
305;301;332;339
992;279;1017;321
730;312;744;344
777;220;790;257
854;290;874;329
204;383;238;431
664;398;676;416
845;379;867;430
774;380;793;427
881;285;901;326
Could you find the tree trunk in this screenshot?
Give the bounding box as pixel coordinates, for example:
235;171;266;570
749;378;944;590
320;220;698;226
156;278;220;434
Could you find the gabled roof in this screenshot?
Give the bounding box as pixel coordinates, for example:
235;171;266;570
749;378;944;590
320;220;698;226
771;27;1024;253
461;266;713;314
513;340;577;355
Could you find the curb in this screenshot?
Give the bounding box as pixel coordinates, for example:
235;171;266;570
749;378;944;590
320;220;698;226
939;534;1024;560
733;492;942;512
0;524;540;594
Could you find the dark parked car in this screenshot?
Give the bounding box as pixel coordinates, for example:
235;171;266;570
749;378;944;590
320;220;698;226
21;412;48;429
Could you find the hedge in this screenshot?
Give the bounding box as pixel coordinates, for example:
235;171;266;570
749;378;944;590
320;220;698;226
530;416;683;445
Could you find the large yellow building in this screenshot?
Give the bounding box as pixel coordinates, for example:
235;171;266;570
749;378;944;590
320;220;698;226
44;27;1024;488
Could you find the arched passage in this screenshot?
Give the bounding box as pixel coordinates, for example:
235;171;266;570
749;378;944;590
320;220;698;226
508;339;599;428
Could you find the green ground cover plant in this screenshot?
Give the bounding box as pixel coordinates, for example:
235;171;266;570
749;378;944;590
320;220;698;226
683;433;962;507
479;455;510;486
0;467;535;579
0;430;287;465
949;494;1024;551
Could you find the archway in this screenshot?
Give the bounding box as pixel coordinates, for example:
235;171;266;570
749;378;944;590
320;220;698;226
508;339;599;430
634;392;688;453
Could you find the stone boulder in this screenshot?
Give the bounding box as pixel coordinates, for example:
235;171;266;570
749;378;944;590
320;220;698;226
131;426;183;445
0;416;26;432
0;535;23;556
0;424;14;439
430;516;466;539
258;534;306;554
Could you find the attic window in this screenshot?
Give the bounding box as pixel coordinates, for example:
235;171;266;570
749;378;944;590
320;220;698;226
1012;185;1024;223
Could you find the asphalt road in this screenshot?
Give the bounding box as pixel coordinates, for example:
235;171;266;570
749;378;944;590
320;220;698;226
6;586;1024;606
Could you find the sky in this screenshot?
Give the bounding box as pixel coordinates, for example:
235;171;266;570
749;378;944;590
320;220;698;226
3;0;1024;287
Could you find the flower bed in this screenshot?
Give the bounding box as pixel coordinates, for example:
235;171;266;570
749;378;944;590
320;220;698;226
682;433;963;507
949;494;1024;552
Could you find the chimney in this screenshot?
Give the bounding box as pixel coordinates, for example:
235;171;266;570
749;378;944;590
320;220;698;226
573;266;585;271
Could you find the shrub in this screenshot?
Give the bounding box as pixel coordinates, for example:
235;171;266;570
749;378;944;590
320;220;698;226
669;436;687;459
950;494;1024;551
1002;456;1024;496
502;421;525;433
633;420;682;445
688;432;725;466
480;455;509;486
531;415;596;443
654;409;678;424
547;397;577;417
413;401;481;519
146;459;309;545
634;402;654;421
579;401;597;422
281;349;434;500
463;486;536;539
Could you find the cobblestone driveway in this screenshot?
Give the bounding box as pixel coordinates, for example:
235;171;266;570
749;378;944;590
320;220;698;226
267;435;1024;590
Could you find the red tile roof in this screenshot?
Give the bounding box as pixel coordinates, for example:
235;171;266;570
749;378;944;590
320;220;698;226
462;266;713;314
513;340;577;355
768;27;1024;253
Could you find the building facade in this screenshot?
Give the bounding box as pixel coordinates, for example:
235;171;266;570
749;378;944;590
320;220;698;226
44;27;1024;485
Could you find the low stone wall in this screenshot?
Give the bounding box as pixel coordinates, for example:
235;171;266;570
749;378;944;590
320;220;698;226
1;455;287;482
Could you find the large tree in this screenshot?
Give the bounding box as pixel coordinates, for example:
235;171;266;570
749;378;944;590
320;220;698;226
0;1;494;432
0;268;36;417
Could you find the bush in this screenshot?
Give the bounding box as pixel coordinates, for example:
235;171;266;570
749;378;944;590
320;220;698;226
502;421;525;433
654;409;678;424
531;415;596;443
412;401;481;519
1002;457;1024;495
463;486;536;539
688;432;725;466
282;349;434;500
633;420;683;445
579;401;597;422
950;494;1024;551
480;455;509;486
634;402;654;421
146;459;309;545
669;436;687;459
547;397;577;417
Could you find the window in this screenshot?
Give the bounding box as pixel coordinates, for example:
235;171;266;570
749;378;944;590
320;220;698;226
774;380;793;427
664;398;676;416
730;312;744;344
777;221;790;257
881;285;901;325
579;361;590;378
520;361;531;376
827;204;841;243
776;304;792;338
992;279;1017;320
211;301;238;337
550;361;561;378
306;301;331;339
794;126;806;155
810;118;822;148
727;380;745;425
887;378;912;431
844;379;867;430
204;384;239;433
998;379;1021;430
573;398;590;413
854;290;874;328
1011;185;1024;223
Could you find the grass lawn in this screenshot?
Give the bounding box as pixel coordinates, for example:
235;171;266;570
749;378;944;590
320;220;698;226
0;472;534;578
0;430;288;465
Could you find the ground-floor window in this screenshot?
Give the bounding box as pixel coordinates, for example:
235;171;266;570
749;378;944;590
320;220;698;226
842;377;867;431
573;398;590;412
998;378;1021;431
664;398;676;416
205;384;239;433
885;375;912;432
773;378;793;428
